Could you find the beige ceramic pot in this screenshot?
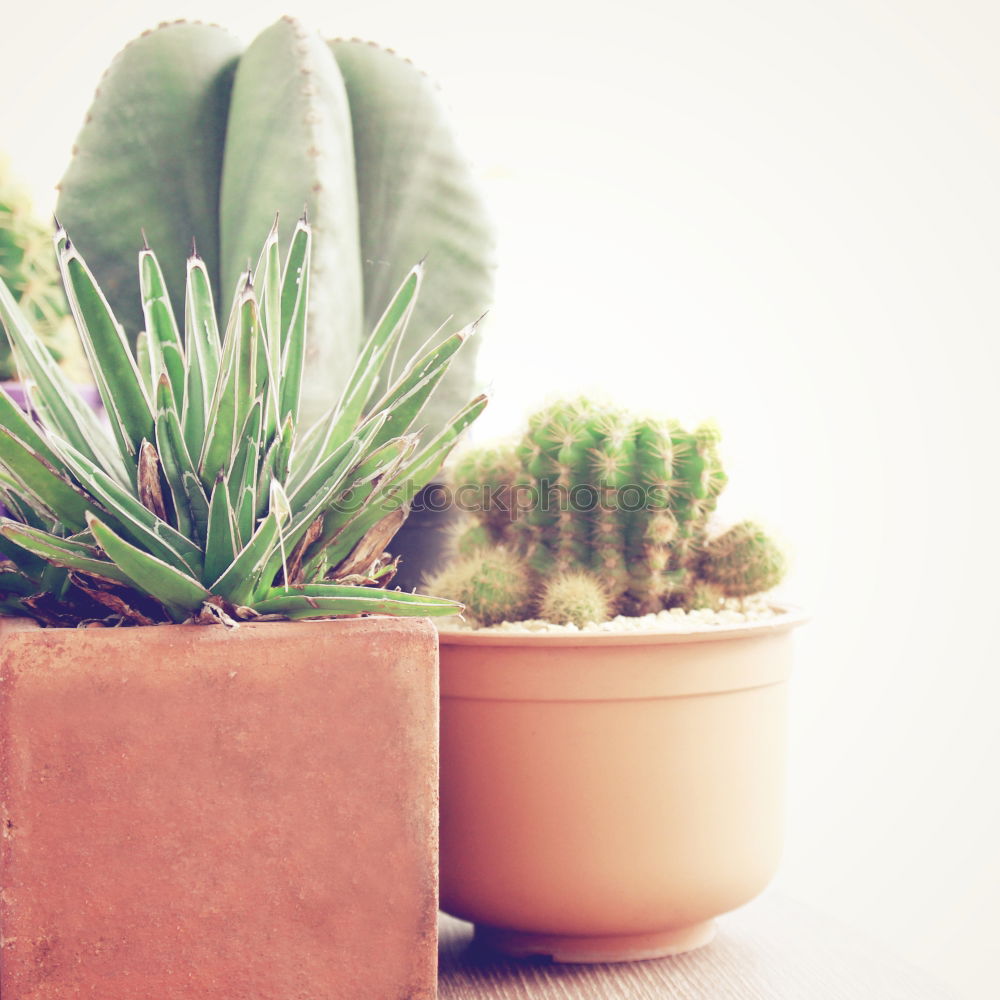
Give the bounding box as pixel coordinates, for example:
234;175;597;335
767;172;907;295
439;609;805;963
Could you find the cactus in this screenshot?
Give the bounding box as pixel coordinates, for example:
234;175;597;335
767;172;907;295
447;397;786;624
56;17;495;430
700;521;786;598
538;571;612;628
0;158;74;381
680;581;727;612
450;519;494;558
424;548;534;627
480;398;724;612
451;443;521;540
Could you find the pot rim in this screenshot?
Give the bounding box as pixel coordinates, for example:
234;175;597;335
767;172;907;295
437;604;807;648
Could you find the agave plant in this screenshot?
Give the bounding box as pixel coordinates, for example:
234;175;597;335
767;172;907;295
0;217;485;626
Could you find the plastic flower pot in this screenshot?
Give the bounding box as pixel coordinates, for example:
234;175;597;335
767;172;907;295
438;609;805;963
0;616;439;999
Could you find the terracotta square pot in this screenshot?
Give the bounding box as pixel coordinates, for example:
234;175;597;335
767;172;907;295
0;616;439;999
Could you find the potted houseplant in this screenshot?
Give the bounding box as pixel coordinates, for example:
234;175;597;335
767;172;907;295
0;218;484;997
56;16;496;590
427;398;805;963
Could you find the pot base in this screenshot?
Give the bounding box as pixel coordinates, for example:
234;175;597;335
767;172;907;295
473;920;717;963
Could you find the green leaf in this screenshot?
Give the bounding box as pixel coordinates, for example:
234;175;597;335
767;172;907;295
0;385;66;471
87;513;210;622
254;216;282;440
329;38;496;436
0;521;133;587
200;282;258;485
293;436;417;575
139;247;186;404
249;583;460;619
52;437;204;577
209;481;291;604
135;330;154;396
286;269;420;486
154;375;209;544
334;264;422;431
318;393;488;570
182;254;222;459
57;234;155;466
0;273;125;483
56;22;243;341
227;396;263;506
365;321;477;451
0;427;105;532
221;17;362;426
203;477;238;585
256;413;294;519
278;218;311;424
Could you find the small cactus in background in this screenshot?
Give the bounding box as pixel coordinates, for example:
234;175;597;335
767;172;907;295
456;398;728;614
538;572;612;628
0;158;74;380
700;521;787;598
425;548;534;627
450;519;494;558
441;397;787;626
451;444;521;539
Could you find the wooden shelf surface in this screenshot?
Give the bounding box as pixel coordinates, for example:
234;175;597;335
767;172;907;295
438;895;956;1000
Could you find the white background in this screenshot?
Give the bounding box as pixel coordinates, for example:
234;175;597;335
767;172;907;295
5;2;999;996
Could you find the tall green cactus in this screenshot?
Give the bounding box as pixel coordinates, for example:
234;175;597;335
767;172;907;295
56;17;495;430
450;397;784;619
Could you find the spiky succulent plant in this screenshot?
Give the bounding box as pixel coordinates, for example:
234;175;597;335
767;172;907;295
0;218;484;627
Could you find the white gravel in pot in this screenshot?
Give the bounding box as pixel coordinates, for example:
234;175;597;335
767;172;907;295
437;597;781;635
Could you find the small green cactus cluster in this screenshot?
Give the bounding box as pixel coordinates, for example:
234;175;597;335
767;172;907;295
537;572;613;629
428;548;534;627
0;158;73;380
430;397;787;627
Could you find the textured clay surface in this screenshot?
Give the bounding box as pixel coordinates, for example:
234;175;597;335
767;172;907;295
0;616;439;999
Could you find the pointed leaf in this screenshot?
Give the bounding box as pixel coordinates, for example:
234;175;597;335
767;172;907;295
203;477;238;585
182;254;222;457
200;282;258;484
0;427;105;532
1;521;133;587
87;513;210;622
140;247;186;403
155;375;210;545
249;584;459;619
52;437;204;577
0;274;124;481
57;233;155;464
